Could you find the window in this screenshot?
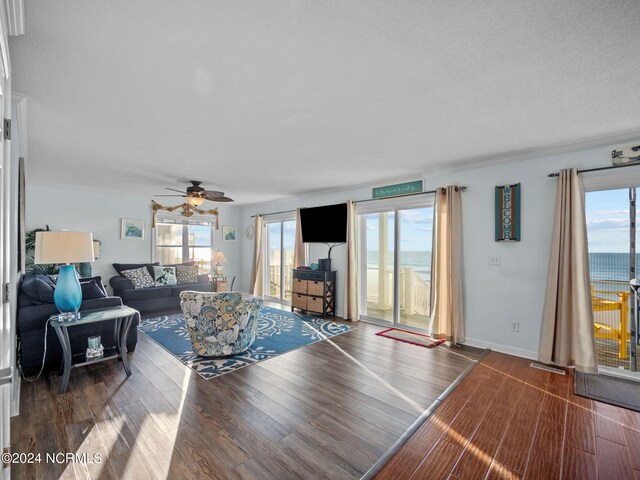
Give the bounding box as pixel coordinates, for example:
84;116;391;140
154;216;215;274
356;195;435;331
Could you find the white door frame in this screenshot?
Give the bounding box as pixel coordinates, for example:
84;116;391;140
0;3;13;478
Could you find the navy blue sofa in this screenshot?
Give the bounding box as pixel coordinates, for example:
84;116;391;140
17;272;140;377
109;262;212;313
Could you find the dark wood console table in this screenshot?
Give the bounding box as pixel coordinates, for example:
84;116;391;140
291;269;336;318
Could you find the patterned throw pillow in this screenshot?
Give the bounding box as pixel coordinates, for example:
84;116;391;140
153;266;177;286
176;265;199;284
121;266;156;289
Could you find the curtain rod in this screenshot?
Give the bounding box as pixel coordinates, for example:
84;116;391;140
250;186;467;217
548;162;640;177
251;209;297;219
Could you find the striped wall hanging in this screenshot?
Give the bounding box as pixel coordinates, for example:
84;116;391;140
495;183;521;241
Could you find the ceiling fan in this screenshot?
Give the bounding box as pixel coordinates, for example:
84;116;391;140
154;180;234;206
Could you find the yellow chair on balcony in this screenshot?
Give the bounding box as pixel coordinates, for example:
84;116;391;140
592;289;630;359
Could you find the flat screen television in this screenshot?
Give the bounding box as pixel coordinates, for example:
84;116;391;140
300;203;347;243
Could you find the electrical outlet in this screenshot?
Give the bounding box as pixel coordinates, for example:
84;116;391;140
489;255;501;266
511;321;520;333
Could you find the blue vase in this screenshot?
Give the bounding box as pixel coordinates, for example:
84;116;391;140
54;265;82;317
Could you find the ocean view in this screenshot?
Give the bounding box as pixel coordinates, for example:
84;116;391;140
366;251;432;282
589;252;640;283
365;251;640;285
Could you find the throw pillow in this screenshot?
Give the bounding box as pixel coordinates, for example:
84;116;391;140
20;272;56;304
80;279;108;300
113;262;159;277
80;276;108;297
121;267;156;289
176;265;199;284
153;266;177;286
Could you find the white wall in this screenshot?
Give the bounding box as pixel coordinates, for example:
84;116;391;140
239;143;640;359
25;184;242;290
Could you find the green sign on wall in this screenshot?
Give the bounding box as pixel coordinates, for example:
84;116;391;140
372;180;423;199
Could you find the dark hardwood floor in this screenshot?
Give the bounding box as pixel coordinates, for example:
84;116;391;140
376;351;640;480
10;308;483;479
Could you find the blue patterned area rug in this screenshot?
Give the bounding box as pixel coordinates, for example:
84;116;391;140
139;306;353;380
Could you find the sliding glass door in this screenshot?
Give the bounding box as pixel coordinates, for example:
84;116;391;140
361;211;395;322
357;196;434;331
585;187;639;373
398;208;433;328
265;217;296;303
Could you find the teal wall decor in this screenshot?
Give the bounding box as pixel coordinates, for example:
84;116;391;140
373;180;423;199
495;183;521;241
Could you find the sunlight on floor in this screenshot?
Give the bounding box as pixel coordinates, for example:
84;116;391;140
480;362;640;434
322;336;428;414
431;415;495;472
159;364;192;478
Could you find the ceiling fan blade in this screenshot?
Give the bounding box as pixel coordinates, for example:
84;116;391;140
209;196;234;202
166;188;187;194
154;194;186;197
202;190;224;198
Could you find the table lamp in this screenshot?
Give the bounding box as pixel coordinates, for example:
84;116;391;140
212;250;227;276
35;231;95;320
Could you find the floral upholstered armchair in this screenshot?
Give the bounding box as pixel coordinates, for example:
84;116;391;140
179;291;263;357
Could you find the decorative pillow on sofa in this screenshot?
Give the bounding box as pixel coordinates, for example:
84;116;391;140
80;278;108;299
153;266;177;286
113;262;159;277
20;272;56;304
176;265;199;284
121;267;156;289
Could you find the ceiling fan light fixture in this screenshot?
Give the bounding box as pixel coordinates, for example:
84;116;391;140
187;196;205;207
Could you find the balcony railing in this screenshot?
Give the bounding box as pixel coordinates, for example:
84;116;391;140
269;264;293;300
267;264;430;321
365;267;431;317
591;279;633;369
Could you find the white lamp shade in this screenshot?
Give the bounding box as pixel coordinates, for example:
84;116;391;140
212;250;227;263
35;231;95;264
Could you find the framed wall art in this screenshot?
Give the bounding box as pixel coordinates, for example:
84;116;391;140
121;218;145;240
222;225;237;243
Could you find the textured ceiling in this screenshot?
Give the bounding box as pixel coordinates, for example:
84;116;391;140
9;0;640;204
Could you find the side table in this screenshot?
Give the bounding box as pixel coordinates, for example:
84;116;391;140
49;305;138;394
209;275;236;292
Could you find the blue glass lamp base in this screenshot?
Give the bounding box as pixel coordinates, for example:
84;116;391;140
54;265;82;321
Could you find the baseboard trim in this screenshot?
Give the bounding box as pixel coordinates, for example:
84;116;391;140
463;337;538;361
361;348;490;480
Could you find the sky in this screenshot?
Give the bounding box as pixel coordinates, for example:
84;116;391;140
365;207;433;252
585;188;637;253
